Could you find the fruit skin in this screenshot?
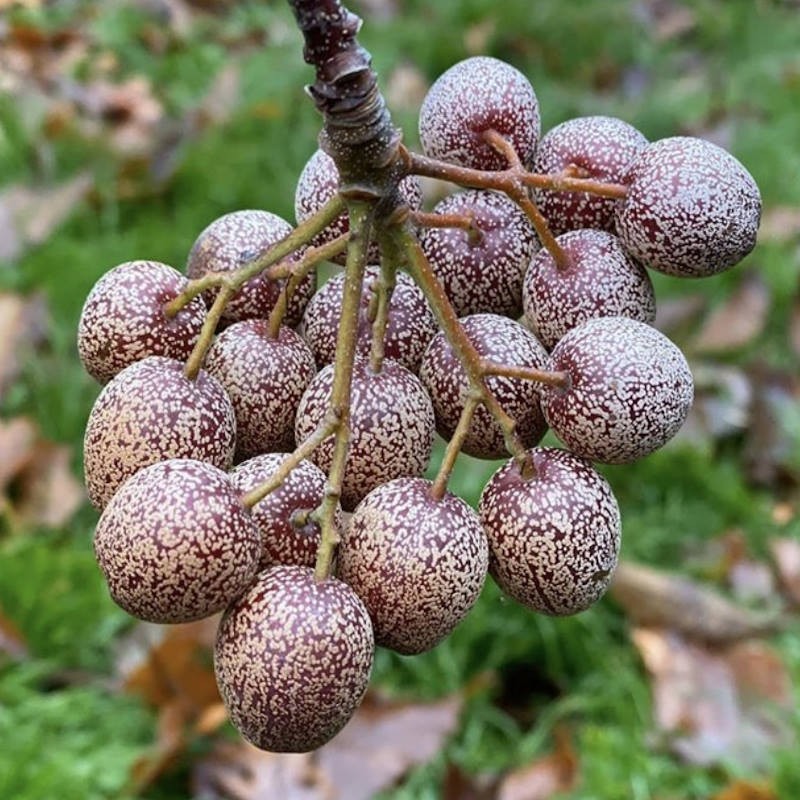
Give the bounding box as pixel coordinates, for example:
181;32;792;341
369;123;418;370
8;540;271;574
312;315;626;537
420;313;548;459
230;453;337;569
532;115;647;235
77;260;206;384
522;228;656;350
94;459;261;624
205;320;317;461
300;265;438;374
83;355;236;509
479;448;621;615
419;190;540;318
338;476;488;655
419;56;540;171
614;136;761;277
294;357;435;511
186;209;315;326
214;565;374;753
540;316;693;464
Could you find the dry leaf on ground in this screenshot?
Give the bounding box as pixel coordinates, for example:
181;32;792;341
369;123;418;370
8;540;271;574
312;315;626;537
757;206;800;243
711;778;778;800
0;292;49;397
769;538;800;608
0;607;28;661
632;628;793;768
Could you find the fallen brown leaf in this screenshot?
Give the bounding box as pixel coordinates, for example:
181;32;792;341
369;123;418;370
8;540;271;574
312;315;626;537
611;561;785;644
769;537;800;608
0;606;28;660
0;417;39;489
0;292;49;398
711;778;778;800
758;205;800;243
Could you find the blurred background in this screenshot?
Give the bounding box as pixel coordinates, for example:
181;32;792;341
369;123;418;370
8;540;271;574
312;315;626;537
1;0;799;798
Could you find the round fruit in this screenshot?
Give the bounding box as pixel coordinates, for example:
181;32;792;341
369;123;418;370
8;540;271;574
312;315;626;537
338;476;488;655
83;355;236;509
479;447;621;615
230;453;337;569
419;189;540;318
614;136;761;277
300;265;437;373
77;260;206;385
94;458;261;623
214;565;374;752
419;56;540;171
205;320;316;461
294;357;435;511
186;209;315;325
294;148;423;264
522;228;656;350
540;316;693;464
420;313;548;459
533;115;647;235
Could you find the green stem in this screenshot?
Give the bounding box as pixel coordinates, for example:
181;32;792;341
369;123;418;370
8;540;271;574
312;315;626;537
313;201;374;582
183;285;234;380
368;259;396;373
430;391;480;501
481;359;570;389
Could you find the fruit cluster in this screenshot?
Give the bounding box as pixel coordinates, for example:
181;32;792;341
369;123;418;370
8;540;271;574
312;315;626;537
78;48;760;754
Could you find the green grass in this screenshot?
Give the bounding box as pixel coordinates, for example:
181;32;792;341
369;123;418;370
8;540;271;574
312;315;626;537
1;0;799;797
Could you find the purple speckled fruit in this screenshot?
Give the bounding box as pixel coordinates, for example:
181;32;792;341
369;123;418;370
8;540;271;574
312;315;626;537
419;190;540;318
205;320;316;461
420;314;548;460
214;565;374;753
300;266;438;374
294;148;422;265
479;447;621;615
231;453;338;569
540;316;694;464
615;137;761;277
522;229;656;350
419;56;540;170
186;209;315;325
533;116;648;235
338;476;488;655
83;355;236;509
94;458;261;623
78;260;206;385
294;357;435;511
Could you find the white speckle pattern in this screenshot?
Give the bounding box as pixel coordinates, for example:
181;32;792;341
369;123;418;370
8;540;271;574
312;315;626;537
533;115;647;235
294;357;435;511
540;316;694;464
420;190;540;318
205;320;316;461
294;148;423;265
299;266;438;374
94;458;261;623
522;229;656;350
420;313;548;459
186;209;315;325
83;355;236;509
214;565;374;752
231;453;339;569
419;56;540;171
77;260;206;385
338;476;488;655
479;447;621;615
615;136;761;277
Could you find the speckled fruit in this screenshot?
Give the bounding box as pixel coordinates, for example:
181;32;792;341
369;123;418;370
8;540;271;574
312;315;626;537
214;565;374;752
294;148;423;265
338;477;488;655
540;316;693;464
420;190;540;318
205;320;316;461
420;314;548;459
294;357;435;511
186;209;314;325
533;116;648;235
231;453;338;569
94;458;261;623
419;56;540;170
83;355;236;509
77;260;206;384
300;266;438;374
479;447;621;615
615;136;761;277
522;229;656;350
